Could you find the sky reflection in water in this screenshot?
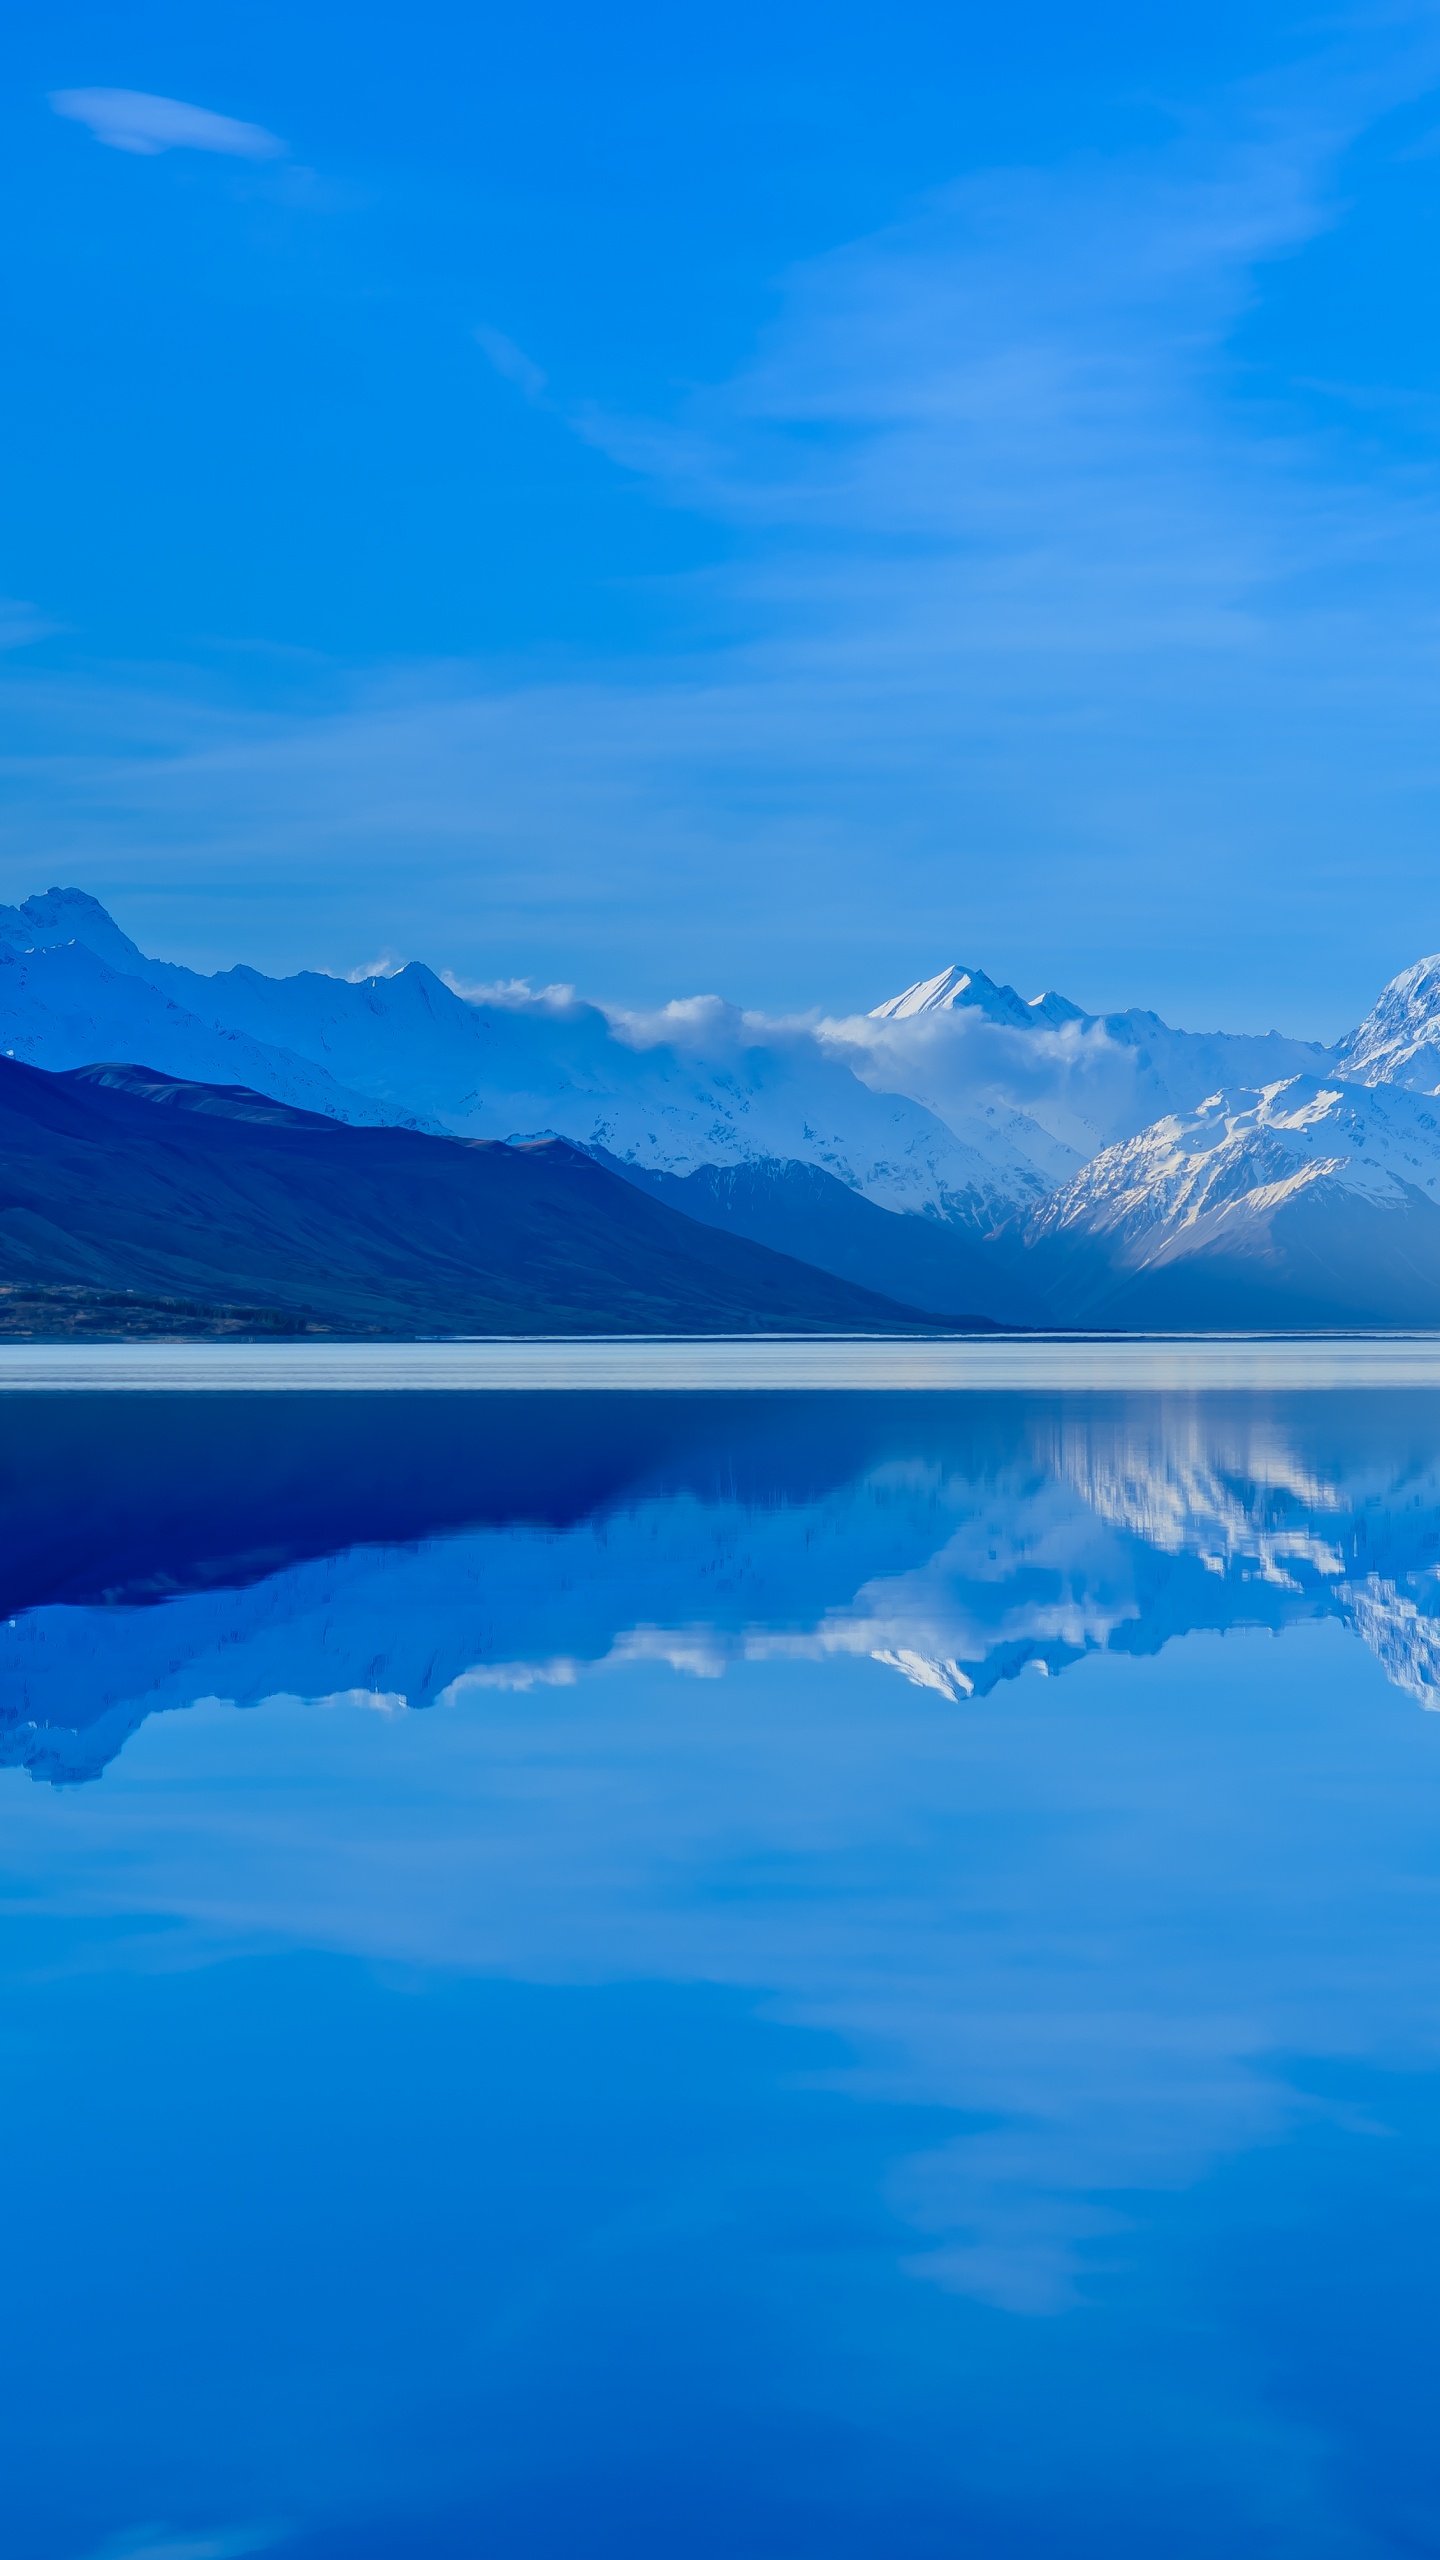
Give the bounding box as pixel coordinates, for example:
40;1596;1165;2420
5;1387;1440;2557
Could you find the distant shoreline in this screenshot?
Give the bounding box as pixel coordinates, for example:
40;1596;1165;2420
4;1335;1440;1391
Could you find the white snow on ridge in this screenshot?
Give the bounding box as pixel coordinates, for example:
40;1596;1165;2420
12;890;1440;1264
871;963;1038;1028
0;893;1061;1228
0;886;151;975
1026;1076;1440;1257
870;961;1087;1031
0;943;437;1130
1334;953;1440;1092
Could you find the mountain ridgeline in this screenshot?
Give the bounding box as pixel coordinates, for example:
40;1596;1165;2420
4;886;1440;1331
0;1057;981;1338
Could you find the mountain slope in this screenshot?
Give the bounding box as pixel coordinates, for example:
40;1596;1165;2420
0;1057;962;1337
1019;1076;1440;1326
0;887;158;974
0;941;437;1129
600;1153;1035;1324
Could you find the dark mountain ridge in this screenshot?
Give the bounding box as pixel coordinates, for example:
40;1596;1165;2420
0;1055;975;1338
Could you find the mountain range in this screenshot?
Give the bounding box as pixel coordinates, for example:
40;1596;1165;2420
5;884;1440;1329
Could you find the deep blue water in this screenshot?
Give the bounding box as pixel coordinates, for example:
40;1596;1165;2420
6;1386;1440;2557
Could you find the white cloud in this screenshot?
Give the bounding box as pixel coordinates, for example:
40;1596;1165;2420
49;89;285;161
19;28;1440;1026
441;1658;581;1698
78;2525;287;2560
474;326;547;401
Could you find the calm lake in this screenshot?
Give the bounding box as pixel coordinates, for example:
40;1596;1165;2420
6;1353;1440;2556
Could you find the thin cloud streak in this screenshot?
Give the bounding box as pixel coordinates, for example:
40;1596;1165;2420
475;326;548;402
15;27;1440;1018
49;89;286;160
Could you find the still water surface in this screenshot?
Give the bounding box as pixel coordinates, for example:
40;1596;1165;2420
6;1379;1440;2555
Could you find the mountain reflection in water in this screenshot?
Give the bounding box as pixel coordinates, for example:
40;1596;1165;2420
7;1386;1440;1782
9;1382;1440;2556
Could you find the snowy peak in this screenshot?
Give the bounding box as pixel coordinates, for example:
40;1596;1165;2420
1015;1074;1440;1327
870;964;1043;1028
847;963;1330;1165
1030;1076;1440;1254
1334;953;1440;1092
0;892;1064;1229
18;886;1440;1319
0;886;148;974
1028;989;1088;1027
871;963;1090;1031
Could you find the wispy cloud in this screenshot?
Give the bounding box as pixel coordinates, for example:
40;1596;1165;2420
474;326;547;402
49;89;285;161
77;2523;287;2560
17;28;1440;1023
0;595;56;650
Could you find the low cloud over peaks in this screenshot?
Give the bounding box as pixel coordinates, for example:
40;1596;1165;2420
49;89;285;161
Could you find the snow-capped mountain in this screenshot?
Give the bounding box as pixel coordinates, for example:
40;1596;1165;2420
0;891;1060;1231
12;885;1440;1325
1020;1075;1440;1326
0;940;427;1128
869;962;1086;1031
836;959;1330;1158
1333;954;1440;1091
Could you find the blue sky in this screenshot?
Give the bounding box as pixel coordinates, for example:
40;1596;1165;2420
6;2;1440;1024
